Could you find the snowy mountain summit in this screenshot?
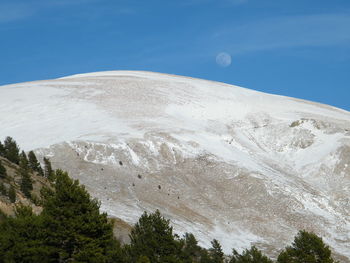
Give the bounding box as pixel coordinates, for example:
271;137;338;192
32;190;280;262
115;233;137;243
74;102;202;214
1;71;350;260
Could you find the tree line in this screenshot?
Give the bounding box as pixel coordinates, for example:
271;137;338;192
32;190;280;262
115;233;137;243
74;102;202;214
0;137;340;262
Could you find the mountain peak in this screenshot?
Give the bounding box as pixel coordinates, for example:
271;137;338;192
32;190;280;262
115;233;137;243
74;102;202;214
1;72;349;260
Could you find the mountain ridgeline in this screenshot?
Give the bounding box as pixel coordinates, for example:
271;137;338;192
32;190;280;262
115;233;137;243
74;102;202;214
0;137;340;262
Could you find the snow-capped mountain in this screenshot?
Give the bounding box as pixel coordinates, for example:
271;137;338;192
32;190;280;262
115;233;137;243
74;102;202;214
1;71;349;260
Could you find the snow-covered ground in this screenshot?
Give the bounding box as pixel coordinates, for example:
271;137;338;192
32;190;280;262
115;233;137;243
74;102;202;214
0;71;349;260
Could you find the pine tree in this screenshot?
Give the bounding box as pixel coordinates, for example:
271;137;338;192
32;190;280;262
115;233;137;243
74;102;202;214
0;141;5;157
8;185;16;203
199;249;212;263
230;246;273;263
19;151;29;168
181;233;202;263
209;239;224;263
19;158;33;199
28;151;43;176
0;205;52;262
128;210;182;263
0;170;123;262
0;160;6;178
277;230;337;263
43;157;54;181
3;137;20;164
41;170;122;262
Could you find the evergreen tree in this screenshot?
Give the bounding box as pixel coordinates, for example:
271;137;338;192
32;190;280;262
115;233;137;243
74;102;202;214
41;170;122;262
8;185;16;203
230;246;273;263
0;160;6;178
0;205;52;263
43;157;55;181
181;233;202;263
209;239;224;263
19;151;29;168
199;249;212;263
128;209;182;263
0;141;5;157
19;158;33;199
28;151;43;176
0;170;123;262
3;137;20;164
277;230;337;263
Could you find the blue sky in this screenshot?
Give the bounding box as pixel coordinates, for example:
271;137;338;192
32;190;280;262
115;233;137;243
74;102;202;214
0;0;349;110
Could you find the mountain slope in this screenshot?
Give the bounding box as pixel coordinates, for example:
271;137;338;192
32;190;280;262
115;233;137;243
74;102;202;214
0;156;50;216
0;71;349;260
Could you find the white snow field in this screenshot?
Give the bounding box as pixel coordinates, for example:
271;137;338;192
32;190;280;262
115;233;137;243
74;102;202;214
0;71;349;260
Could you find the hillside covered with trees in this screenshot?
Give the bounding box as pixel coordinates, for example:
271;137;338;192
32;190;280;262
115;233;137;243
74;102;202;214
0;137;53;216
0;137;341;262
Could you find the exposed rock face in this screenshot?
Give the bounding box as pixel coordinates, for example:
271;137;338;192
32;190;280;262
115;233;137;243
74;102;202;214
0;71;349;260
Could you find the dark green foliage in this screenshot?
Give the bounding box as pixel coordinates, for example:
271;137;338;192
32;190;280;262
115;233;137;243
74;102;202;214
31;194;41;206
43;157;55;181
38;165;44;176
20;150;29;169
0;170;123;262
0;209;7;223
0;205;52;263
127;209;182;263
28;151;39;170
230;246;273;263
136;255;151;263
0;182;7;196
20;160;33;199
199;249;212;263
28;151;43;176
8;185;16;203
3;136;20;164
209;239;224;263
180;233;202;263
0;141;5;157
277;230;337;263
41;170;122;262
0;160;6;178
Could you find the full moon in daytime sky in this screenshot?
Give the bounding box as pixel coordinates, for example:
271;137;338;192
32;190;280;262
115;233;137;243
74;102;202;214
216;52;232;67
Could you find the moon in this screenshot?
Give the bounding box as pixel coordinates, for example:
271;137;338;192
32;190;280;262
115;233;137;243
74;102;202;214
216;52;232;67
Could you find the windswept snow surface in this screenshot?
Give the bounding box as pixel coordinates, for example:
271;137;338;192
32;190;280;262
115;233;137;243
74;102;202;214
1;71;350;260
